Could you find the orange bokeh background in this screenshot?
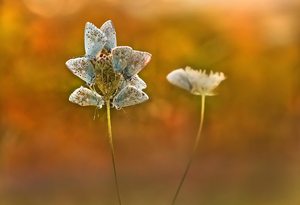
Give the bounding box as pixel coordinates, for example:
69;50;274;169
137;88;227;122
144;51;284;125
0;0;300;204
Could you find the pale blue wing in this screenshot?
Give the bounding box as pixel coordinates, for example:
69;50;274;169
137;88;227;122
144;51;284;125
123;50;151;78
100;20;117;51
111;46;133;72
166;68;192;91
69;86;104;108
120;74;147;90
66;57;95;85
85;22;107;58
112;86;148;110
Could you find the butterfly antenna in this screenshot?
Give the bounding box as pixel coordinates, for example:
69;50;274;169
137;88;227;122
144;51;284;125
97;107;100;118
121;108;126;114
87;83;94;92
93;107;97;120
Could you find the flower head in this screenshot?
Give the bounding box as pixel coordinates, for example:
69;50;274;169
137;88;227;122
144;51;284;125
66;20;151;109
167;66;225;96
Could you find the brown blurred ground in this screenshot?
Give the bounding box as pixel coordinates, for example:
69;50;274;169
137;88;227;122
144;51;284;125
0;0;300;204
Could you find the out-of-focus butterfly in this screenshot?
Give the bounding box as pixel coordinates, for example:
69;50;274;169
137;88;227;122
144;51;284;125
166;68;192;92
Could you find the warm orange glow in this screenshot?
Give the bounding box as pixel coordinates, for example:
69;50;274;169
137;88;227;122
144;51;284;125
22;0;86;17
0;0;299;204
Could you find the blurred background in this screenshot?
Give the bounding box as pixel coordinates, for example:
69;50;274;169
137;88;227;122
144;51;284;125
0;0;300;204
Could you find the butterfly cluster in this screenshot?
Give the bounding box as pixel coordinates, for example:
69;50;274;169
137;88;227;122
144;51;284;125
66;20;151;110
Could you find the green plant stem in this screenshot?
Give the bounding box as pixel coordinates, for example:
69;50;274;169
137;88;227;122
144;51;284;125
171;95;206;205
106;100;122;205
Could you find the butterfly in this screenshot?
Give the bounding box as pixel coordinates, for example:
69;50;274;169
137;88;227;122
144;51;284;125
112;46;151;78
112;86;149;110
166;68;192;92
69;86;104;108
167;67;226;96
69;85;148;110
120;74;147;90
66;21;117;86
66;57;96;86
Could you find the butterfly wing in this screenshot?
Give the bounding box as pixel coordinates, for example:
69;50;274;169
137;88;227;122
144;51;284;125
120;74;147;90
100;20;117;51
112;86;148;109
69;86;104;108
85;22;107;58
123;50;151;78
66;57;95;86
167;68;192;92
111;46;133;72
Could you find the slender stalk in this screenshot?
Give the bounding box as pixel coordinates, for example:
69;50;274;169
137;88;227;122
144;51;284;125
106;100;122;205
171;95;206;205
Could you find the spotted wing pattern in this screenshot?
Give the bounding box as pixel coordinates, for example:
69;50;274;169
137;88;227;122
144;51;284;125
123;50;151;78
69;86;104;108
112;86;148;109
120;74;147;90
66;57;95;85
100;20;117;52
111;46;133;72
85;22;107;58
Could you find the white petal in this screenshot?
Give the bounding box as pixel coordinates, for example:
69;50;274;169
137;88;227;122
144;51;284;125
100;20;117;51
184;67;226;95
167;68;191;91
85;22;107;58
66;57;95;85
112;86;148;109
69;86;104;108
